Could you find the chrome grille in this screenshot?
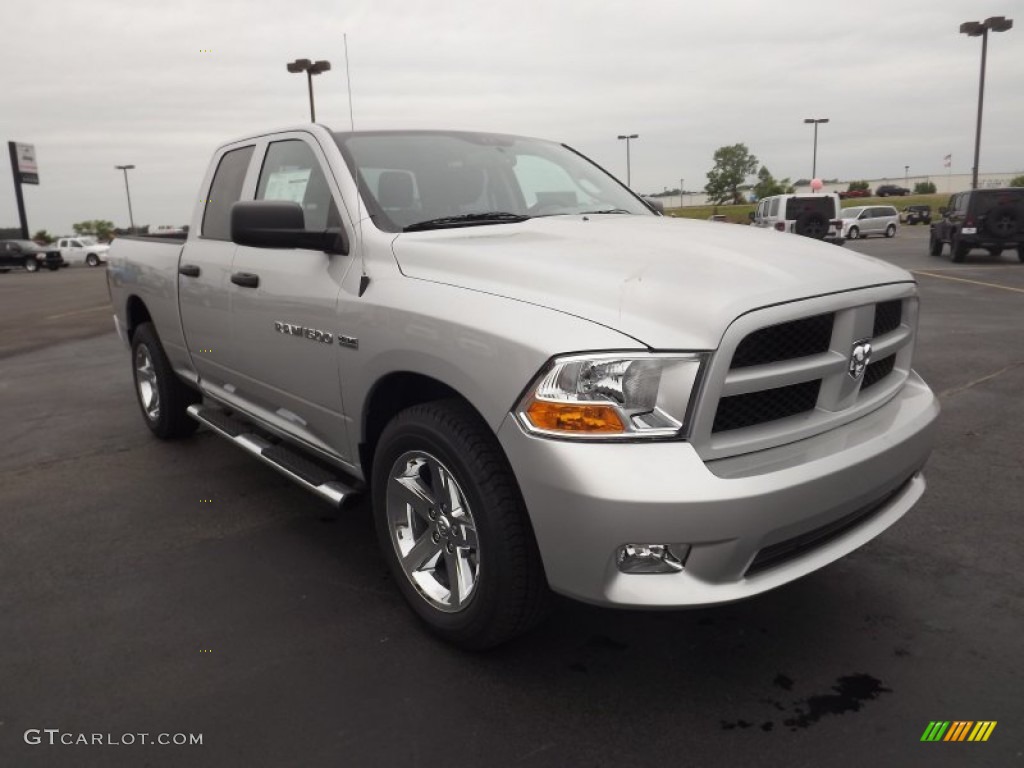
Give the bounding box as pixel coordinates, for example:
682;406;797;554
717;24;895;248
693;286;918;460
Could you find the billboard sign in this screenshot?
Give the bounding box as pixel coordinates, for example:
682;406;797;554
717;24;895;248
15;142;38;184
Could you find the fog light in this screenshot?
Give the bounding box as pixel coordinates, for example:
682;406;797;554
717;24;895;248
616;544;690;574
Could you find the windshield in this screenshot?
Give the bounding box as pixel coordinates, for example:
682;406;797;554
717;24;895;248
333;130;652;232
840;208;863;219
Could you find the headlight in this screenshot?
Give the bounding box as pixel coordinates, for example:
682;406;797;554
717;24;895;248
516;352;706;440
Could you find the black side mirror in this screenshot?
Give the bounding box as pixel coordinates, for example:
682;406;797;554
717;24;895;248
230;200;348;254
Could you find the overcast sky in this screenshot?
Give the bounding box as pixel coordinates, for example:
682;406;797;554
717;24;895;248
1;0;1022;233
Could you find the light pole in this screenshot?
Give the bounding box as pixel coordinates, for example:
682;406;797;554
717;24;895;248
115;164;136;234
905;165;910;189
287;58;332;122
680;177;684;208
803;118;829;179
617;134;638;187
960;16;1013;190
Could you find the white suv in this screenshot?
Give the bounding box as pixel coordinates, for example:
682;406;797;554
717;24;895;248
840;205;899;240
751;193;844;244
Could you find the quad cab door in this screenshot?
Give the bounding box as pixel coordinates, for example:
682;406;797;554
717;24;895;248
178;143;256;395
227;133;355;462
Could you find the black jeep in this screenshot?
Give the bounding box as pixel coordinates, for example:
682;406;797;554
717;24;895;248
900;205;931;225
930;188;1024;263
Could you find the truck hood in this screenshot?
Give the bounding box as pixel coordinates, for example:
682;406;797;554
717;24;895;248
390;215;913;349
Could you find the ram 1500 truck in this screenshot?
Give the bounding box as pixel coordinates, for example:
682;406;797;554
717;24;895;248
107;125;939;648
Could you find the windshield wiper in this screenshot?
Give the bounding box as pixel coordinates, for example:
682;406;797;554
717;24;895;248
403;212;530;232
578;208;633;215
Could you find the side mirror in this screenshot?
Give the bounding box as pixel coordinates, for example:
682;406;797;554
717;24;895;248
938;207;948;216
230;200;348;254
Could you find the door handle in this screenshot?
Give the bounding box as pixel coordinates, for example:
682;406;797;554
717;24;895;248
231;272;260;288
178;264;201;278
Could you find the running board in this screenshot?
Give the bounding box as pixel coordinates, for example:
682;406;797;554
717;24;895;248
187;404;360;509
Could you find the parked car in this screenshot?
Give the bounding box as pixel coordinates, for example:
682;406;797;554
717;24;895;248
875;185;910;197
838;189;871;200
57;236;110;266
106;125;937;648
930;188;1024;262
840;206;900;240
750;193;844;244
900;205;932;225
0;239;62;273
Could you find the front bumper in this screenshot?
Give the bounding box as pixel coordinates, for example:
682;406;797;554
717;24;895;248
498;372;938;607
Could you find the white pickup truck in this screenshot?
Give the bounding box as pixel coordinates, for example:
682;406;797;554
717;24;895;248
57;236;109;266
107;125;939;648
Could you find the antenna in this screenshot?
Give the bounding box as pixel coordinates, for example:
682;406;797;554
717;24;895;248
344;33;370;297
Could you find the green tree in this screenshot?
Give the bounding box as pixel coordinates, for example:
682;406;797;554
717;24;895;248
73;220;116;241
753;166;794;199
705;144;758;205
1010;174;1024;187
32;229;54;244
913;181;937;194
847;180;870;192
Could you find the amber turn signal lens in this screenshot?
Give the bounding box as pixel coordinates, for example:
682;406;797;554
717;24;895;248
525;400;625;434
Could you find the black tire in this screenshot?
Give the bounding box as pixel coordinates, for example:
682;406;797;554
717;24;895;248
984;206;1018;239
885;224;896;238
929;232;943;256
951;235;970;263
987;248;1003;258
86;253;99;267
24;260;38;273
794;213;828;240
47;264;60;271
847;226;860;240
372;399;548;649
0;268;10;273
1017;246;1024;263
130;322;201;439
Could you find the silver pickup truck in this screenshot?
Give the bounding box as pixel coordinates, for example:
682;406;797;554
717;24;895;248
107;125;939;648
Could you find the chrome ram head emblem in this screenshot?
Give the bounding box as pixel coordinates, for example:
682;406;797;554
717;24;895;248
848;339;873;381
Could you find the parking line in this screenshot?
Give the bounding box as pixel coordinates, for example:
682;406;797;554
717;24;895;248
45;305;111;320
912;271;1024;295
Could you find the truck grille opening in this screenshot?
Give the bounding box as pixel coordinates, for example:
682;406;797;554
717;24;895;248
744;476;912;577
730;313;834;369
860;354;896;391
872;300;902;337
712;380;821;433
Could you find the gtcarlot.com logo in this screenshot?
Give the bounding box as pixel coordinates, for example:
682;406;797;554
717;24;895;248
24;729;203;747
921;721;997;743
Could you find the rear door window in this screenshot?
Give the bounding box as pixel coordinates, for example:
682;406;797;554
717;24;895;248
201;145;255;240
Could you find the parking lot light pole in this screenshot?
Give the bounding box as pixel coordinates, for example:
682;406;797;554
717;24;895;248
617;134;638;188
680;177;684;208
803;118;829;179
960;16;1013;190
115;165;136;234
905;165;909;189
287;59;332;122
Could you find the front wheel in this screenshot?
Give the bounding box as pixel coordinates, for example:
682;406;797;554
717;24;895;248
86;254;99;267
373;400;548;649
24;260;38;273
130;322;200;439
885;224;896;238
847;226;860;240
929;232;943;256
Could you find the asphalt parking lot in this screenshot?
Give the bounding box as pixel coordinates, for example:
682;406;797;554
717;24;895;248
1;227;1021;767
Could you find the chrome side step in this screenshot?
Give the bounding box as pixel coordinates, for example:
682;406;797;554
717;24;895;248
187;404;360;509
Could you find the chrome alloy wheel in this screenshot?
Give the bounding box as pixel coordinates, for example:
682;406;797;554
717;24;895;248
386;451;480;613
134;343;161;421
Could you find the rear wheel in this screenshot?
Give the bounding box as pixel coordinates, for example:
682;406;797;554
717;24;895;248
24;260;38;273
987;248;1003;258
951;235;970;263
929;232;943;256
885;224;896;238
794;213;828;240
847;226;860;240
373;399;548;649
131;322;201;439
